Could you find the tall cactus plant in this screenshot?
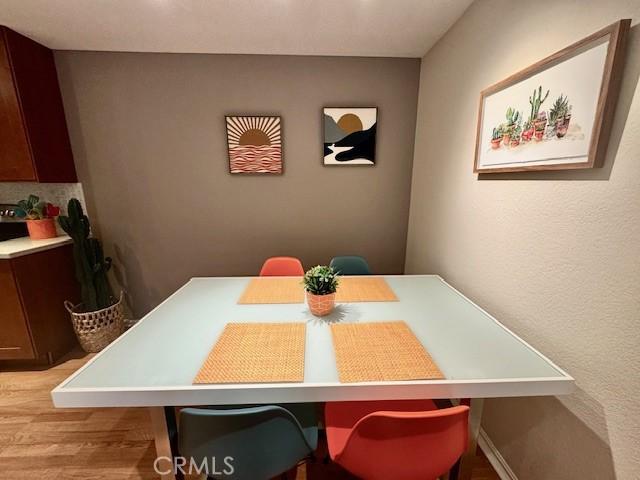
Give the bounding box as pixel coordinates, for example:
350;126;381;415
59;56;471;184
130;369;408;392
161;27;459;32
529;86;550;121
58;199;114;312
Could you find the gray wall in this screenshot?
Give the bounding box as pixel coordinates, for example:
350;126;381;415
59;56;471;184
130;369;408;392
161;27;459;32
406;1;640;479
55;52;420;316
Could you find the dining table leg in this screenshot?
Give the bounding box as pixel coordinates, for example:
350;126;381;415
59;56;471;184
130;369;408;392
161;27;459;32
150;406;184;480
449;398;485;480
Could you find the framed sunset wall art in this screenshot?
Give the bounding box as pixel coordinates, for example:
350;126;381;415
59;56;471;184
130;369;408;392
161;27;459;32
226;115;282;174
323;107;377;166
474;19;629;173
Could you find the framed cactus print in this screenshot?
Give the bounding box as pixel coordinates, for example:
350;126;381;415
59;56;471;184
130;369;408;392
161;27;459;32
474;19;630;173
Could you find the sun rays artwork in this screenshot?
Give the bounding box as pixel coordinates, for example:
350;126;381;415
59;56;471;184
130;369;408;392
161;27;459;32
226;116;282;174
323;107;377;165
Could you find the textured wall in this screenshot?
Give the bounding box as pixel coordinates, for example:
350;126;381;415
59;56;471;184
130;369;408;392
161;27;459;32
405;1;640;478
55;53;420;316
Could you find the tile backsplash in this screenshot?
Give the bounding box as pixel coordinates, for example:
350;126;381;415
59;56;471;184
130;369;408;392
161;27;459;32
0;182;86;214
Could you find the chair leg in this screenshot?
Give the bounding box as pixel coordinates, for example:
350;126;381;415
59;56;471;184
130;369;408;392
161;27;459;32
448;458;461;480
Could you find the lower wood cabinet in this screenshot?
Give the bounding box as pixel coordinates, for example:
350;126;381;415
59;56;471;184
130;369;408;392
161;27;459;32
0;245;79;363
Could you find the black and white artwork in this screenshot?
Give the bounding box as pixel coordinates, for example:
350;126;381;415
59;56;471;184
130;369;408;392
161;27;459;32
323;107;377;165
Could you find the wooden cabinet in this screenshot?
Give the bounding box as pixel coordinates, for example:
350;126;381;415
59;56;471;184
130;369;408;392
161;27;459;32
0;245;79;363
0;26;76;182
0;260;35;359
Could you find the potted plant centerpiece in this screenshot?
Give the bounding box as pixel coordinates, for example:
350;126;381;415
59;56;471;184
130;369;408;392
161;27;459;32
14;195;60;240
303;265;339;317
58;199;124;352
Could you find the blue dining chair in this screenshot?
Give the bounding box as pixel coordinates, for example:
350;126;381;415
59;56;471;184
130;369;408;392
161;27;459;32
179;404;318;479
329;255;372;275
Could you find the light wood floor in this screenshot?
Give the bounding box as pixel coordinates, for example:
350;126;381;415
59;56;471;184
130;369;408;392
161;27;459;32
0;350;500;479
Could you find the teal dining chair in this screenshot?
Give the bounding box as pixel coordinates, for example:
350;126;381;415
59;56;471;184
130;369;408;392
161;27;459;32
329;255;372;275
179;404;318;479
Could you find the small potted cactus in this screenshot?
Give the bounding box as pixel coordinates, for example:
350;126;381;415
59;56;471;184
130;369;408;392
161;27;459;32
528;86;550;142
521;119;534;142
303;265;339;317
534;111;547;141
550;94;572;138
510;124;522;147
490;126;503;149
14;195;60;240
58;199;123;352
502;107;521;146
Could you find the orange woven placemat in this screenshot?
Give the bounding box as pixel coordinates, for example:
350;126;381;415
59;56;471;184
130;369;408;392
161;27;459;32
194;323;306;384
238;277;304;304
335;277;398;302
330;321;444;383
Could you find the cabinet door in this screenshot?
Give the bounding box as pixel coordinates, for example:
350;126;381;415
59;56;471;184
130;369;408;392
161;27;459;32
0;261;35;359
4;27;76;182
0;30;35;181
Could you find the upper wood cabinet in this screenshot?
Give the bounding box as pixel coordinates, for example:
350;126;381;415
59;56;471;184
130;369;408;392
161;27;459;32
0;26;76;182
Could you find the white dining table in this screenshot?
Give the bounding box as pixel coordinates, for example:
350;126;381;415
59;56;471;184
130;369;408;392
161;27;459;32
52;275;574;480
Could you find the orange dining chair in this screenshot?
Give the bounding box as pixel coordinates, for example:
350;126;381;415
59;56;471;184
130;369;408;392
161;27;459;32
259;256;305;276
325;399;469;480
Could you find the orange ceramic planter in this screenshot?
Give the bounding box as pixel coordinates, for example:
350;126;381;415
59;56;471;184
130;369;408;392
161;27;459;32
307;292;336;317
26;218;58;240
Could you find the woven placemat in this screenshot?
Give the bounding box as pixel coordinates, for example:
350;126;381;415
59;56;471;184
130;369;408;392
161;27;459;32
238;277;304;304
335;277;398;302
194;323;306;384
330;321;444;382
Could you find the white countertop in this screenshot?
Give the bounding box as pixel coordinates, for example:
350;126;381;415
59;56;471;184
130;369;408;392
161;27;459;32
0;235;72;259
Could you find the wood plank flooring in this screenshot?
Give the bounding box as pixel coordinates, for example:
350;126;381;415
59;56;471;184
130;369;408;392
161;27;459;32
0;349;500;479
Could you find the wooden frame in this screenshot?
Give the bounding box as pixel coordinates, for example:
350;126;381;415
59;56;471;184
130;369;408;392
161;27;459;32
323;106;378;167
474;19;630;174
225;115;283;175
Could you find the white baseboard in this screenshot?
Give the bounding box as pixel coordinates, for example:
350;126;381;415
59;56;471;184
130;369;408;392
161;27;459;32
478;428;518;480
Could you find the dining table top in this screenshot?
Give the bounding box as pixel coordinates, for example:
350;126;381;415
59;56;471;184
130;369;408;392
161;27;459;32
52;275;574;408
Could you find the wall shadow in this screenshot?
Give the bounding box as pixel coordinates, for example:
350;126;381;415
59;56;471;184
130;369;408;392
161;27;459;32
112;242;158;318
483;393;616;479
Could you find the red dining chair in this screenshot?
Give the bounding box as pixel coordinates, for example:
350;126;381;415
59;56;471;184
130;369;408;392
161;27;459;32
325;399;469;480
259;256;305;276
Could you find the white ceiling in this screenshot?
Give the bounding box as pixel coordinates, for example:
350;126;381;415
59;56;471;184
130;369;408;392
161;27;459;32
0;0;472;58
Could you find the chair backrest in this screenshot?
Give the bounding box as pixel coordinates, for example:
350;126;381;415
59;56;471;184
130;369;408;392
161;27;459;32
259;256;304;276
179;406;313;480
329;255;371;275
336;405;469;480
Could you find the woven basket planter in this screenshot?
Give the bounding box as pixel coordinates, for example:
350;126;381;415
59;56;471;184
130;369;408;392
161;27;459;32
64;292;125;353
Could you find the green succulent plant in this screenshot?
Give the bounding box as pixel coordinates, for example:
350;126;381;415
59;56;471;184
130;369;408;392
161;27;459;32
303;265;339;296
492;126;503;140
549;94;570;124
505;107;521;127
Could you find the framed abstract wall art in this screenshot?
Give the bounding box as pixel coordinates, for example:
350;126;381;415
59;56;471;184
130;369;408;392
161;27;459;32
323;107;377;166
226;115;282;174
474;19;630;173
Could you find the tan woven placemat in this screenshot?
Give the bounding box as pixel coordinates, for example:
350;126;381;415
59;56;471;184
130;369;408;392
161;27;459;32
238;277;304;304
194;323;306;384
335;277;398;302
330;321;444;382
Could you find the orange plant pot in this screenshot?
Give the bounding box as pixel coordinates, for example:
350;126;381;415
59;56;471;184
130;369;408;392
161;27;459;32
306;292;336;317
26;218;58;240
